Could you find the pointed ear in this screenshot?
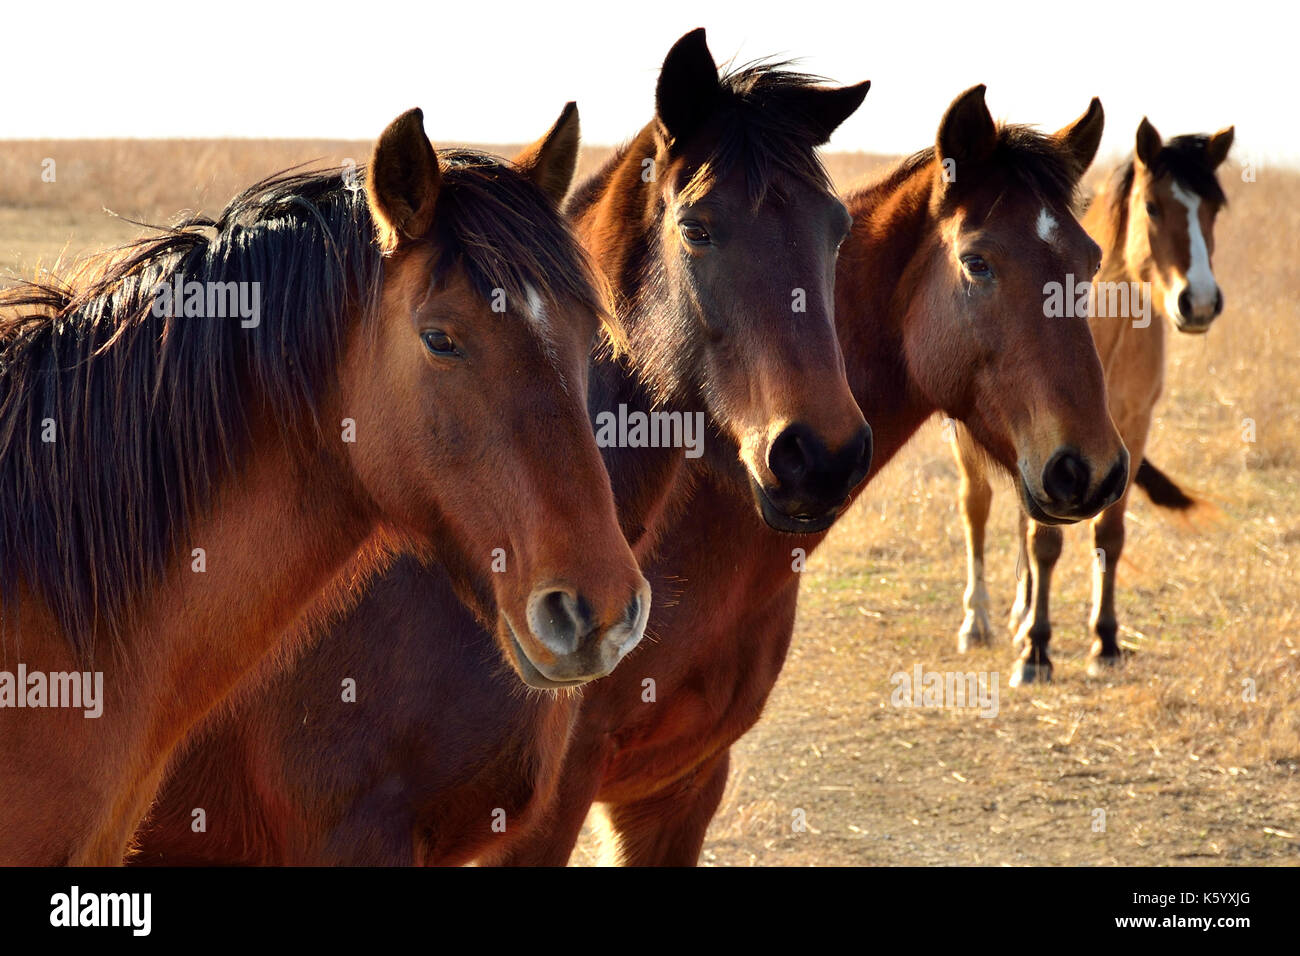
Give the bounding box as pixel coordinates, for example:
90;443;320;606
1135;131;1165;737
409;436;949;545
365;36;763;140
937;84;998;170
1054;97;1104;177
655;28;721;147
788;80;871;146
1206;125;1235;168
1135;117;1163;168
513;101;581;207
368;108;441;251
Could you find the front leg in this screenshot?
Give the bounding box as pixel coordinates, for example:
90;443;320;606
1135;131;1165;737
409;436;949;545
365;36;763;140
1008;510;1034;636
598;749;730;866
1088;492;1131;676
1011;518;1064;685
481;734;609;867
954;426;995;652
1087;410;1149;676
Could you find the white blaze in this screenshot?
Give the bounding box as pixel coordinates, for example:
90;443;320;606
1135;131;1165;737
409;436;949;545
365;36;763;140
524;284;547;330
1035;207;1058;245
1166;181;1217;320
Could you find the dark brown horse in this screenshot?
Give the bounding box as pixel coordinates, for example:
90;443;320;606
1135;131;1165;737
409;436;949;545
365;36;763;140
0;105;648;864
133;85;1127;867
131;29;874;865
951;117;1234;683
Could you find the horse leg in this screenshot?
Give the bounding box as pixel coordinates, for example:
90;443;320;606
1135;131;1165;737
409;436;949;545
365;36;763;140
1088;416;1147;676
481;736;609;867
1009;511;1034;639
1087;494;1130;676
954;427;995;651
599;749;730;866
1010;518;1063;685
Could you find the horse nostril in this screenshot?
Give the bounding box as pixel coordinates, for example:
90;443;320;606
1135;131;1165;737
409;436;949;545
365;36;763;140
528;588;594;656
848;423;873;486
768;425;814;486
1177;287;1193;321
1213;287;1224;318
1095;453;1129;508
1042;449;1090;507
624;591;642;628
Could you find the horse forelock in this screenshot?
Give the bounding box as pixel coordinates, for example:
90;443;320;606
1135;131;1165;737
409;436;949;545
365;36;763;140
678;61;835;210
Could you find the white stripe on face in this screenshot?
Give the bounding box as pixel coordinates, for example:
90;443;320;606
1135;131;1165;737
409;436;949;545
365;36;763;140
524;284;548;332
1036;206;1059;245
523;282;567;387
1166;181;1217;320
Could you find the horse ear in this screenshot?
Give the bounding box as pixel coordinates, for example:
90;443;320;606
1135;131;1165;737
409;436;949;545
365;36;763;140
937;85;998;171
513;102;581;207
788;80;871;146
368;108;441;250
1135;117;1163;168
1206;125;1235;168
1054;97;1104;178
655;28;721;147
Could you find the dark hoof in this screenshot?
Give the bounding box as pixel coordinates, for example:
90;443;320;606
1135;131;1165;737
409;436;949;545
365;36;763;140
1086;650;1130;678
1009;656;1052;686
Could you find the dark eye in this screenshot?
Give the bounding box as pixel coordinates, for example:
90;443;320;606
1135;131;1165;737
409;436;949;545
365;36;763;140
421;330;459;356
961;254;993;279
680;221;711;245
1145;200;1159;218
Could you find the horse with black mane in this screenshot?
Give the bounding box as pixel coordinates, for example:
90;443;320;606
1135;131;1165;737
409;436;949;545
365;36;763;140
0;104;647;864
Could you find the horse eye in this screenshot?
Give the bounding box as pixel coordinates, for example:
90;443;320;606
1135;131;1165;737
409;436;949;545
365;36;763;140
1145;200;1160;218
961;254;993;279
421;330;458;356
679;221;711;245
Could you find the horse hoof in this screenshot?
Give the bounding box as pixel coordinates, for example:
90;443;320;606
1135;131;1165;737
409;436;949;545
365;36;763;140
1086;653;1127;678
1009;657;1052;687
956;611;993;652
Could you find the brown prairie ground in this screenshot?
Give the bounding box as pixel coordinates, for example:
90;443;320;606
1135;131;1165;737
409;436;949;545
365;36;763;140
1;140;1296;866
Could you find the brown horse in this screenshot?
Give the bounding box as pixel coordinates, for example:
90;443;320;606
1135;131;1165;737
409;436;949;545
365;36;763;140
0;104;648;865
952;117;1234;684
134;85;1127;867
131;28;873;865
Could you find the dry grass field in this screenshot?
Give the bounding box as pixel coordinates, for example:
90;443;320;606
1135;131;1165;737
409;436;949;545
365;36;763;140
1;138;1295;866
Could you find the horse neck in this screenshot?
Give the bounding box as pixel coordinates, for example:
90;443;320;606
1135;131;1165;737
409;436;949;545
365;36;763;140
837;169;944;479
576;126;695;555
1083;172;1133;282
571;127;661;310
114;421;376;752
1081;167;1159;362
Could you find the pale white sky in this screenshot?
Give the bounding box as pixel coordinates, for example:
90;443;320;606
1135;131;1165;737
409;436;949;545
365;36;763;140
4;0;1294;166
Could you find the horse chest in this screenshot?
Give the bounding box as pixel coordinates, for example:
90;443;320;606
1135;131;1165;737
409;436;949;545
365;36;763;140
596;585;795;796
